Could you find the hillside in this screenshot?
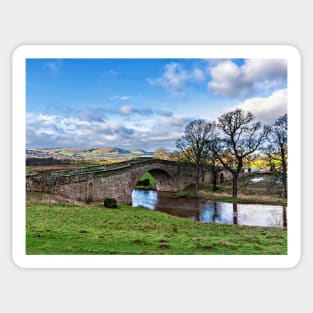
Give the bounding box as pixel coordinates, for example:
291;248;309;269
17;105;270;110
26;146;154;164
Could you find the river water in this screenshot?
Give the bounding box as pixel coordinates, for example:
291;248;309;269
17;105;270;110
132;189;287;228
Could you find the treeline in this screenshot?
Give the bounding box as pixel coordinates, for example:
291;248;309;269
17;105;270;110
155;109;287;199
26;157;72;166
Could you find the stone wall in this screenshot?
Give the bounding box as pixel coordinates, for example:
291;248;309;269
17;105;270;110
26;159;198;204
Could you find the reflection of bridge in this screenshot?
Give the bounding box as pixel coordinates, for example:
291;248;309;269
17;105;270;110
27;159;214;204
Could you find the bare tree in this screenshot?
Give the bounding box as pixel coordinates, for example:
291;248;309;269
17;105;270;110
264;114;288;198
176;119;216;190
206;152;223;191
153;148;169;160
210;109;268;198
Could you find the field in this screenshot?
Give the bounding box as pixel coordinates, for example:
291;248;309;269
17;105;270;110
26;203;287;255
26;164;94;175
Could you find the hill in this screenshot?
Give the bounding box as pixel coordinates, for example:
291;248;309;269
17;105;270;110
89;147;131;154
26;146;154;164
129;148;148;155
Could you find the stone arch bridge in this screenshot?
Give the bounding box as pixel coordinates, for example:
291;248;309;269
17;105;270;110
27;159;221;204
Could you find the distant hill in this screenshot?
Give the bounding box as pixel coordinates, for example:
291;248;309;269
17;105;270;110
26;146;154;164
89;147;131;154
129;148;149;155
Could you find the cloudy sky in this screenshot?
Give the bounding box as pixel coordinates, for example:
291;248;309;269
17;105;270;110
26;58;287;151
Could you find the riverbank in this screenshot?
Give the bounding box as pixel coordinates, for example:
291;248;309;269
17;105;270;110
26;203;287;255
174;174;287;206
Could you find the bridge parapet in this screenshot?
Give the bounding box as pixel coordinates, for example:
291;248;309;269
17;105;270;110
27;158;195;179
26;158;199;203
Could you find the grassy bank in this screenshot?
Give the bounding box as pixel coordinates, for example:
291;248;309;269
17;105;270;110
26;203;287;255
174;174;287;206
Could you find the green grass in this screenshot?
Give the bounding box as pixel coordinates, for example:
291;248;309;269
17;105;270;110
200;192;286;205
26;203;287;255
139;172;156;184
134;172;156;190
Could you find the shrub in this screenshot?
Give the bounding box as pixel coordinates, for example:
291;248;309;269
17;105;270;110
103;197;118;208
136;178;150;187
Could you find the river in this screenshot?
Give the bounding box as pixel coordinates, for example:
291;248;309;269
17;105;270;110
132;189;287;228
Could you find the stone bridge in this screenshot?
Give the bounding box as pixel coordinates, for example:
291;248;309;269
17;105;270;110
27;159;216;204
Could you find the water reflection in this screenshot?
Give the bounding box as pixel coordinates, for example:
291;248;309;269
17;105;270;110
233;202;238;225
249;176;265;183
132;189;287;228
132;189;158;210
199;202;239;225
200;201;285;227
283;206;287;227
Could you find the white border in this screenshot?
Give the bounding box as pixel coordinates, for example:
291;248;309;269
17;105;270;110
12;45;301;268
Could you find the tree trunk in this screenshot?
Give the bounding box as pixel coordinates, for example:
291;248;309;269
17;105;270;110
201;163;205;183
232;202;238;225
212;168;218;191
282;206;287;227
232;173;238;198
195;163;200;190
213;201;218;221
281;146;287;199
232;161;243;198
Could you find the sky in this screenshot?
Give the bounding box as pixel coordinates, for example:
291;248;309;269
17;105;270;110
26;58;287;151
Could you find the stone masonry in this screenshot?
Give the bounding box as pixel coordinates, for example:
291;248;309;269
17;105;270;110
26;159;213;204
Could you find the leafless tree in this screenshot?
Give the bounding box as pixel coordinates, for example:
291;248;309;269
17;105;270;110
209;109;268;198
176;119;216;190
263;114;288;198
153;148;169;160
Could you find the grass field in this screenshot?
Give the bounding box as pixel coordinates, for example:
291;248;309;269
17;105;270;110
26;203;287;255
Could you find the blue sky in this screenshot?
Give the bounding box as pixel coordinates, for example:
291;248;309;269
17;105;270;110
26;58;287;151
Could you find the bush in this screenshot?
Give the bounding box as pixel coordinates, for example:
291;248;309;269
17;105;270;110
136;178;150;187
103;198;118;208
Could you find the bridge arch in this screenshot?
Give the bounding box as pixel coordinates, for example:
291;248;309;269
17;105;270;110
133;166;178;192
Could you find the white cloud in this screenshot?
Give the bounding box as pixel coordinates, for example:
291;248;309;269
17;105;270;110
44;60;63;74
27;113;133;148
209;61;246;97
242;59;287;82
209;59;287;98
119;105;133;114
117;105;172;117
105;69;118;76
100;69;119;79
26;111;192;150
232;88;287;124
202;88;287;125
110;95;133;101
147;63;205;95
192;68;205;82
158;116;192;128
126;115;193;150
147;63;188;95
